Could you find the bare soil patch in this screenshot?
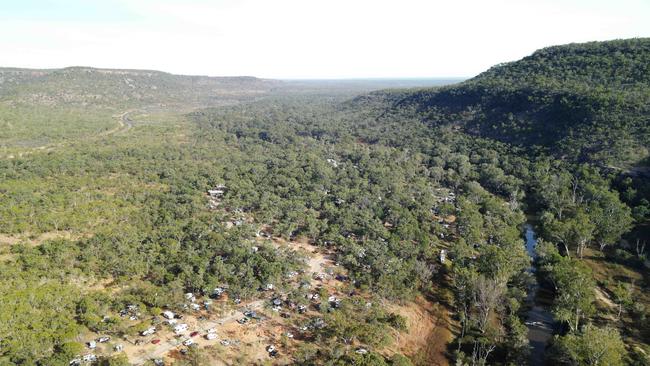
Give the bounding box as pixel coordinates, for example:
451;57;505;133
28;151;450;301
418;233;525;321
385;296;452;366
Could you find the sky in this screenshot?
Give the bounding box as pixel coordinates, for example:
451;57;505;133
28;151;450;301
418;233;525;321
0;0;649;79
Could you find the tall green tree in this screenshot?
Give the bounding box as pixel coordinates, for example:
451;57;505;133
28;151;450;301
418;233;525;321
552;324;626;366
551;259;595;332
589;191;633;251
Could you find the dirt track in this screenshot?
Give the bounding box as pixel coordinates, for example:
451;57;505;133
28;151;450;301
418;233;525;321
3;108;134;159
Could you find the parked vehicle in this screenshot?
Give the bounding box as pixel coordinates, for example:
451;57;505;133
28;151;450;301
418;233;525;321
141;326;156;336
82;354;97;362
267;345;278;357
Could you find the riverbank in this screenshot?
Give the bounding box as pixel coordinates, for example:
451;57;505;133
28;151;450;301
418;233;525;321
523;224;555;366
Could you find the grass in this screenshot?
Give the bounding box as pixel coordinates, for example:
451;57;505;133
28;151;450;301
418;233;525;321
0;103;118;158
582;247;649;350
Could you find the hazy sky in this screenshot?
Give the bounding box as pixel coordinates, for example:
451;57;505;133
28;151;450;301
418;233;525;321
1;0;648;78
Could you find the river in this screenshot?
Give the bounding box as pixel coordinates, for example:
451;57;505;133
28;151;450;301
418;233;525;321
523;224;554;366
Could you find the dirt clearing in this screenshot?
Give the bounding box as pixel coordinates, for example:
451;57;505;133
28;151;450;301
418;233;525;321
385;296;452;366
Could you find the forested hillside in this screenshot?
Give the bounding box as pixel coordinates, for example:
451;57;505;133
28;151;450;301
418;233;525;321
369;38;650;167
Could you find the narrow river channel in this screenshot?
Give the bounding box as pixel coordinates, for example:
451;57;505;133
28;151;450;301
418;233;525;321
523;224;554;366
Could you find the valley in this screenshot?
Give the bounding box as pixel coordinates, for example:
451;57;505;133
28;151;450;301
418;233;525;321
0;39;649;366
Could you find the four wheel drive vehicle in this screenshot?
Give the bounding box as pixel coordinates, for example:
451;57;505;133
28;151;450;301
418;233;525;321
243;308;262;318
153;359;165;366
182;339;194;346
151;339;161;344
243;310;256;317
82;354;97;362
190;331;199;337
96;336;110;343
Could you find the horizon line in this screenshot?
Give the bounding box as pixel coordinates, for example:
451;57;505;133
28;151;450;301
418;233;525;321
0;65;470;81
